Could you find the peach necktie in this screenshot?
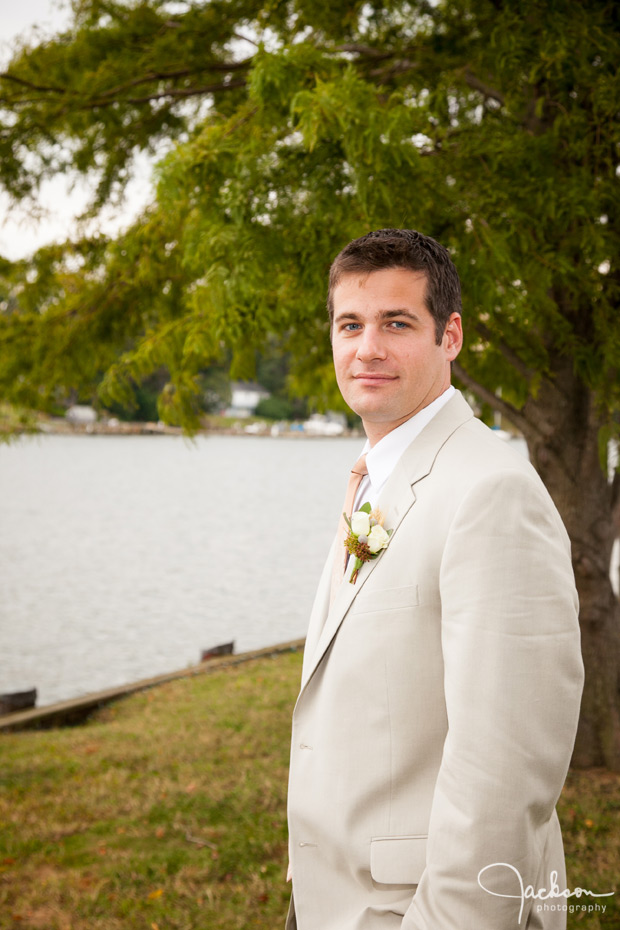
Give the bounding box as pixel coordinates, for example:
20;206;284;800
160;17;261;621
330;453;368;603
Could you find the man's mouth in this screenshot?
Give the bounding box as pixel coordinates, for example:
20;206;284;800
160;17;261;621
353;373;397;383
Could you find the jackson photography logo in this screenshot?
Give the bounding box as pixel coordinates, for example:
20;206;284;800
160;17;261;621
477;863;615;924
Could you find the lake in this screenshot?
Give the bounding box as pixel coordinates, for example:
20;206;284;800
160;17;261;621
0;433;361;706
3;430;613;710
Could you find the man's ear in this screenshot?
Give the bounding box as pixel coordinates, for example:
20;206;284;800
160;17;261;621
444;313;463;361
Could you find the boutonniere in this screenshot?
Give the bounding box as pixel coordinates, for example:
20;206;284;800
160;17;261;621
344;503;393;584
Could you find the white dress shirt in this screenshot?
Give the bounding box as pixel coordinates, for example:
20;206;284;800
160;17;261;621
353;386;456;513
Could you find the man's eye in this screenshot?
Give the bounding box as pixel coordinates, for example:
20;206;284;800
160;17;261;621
389;321;408;329
344;323;361;331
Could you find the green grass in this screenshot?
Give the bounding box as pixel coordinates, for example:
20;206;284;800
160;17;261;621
0;655;298;930
1;651;618;929
560;769;620;928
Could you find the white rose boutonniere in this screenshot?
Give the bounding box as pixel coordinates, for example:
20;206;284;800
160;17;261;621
368;523;390;553
350;511;371;537
343;503;393;584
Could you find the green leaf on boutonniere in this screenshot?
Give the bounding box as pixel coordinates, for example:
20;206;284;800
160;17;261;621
359;502;372;514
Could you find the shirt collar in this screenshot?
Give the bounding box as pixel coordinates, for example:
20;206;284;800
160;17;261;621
361;386;456;495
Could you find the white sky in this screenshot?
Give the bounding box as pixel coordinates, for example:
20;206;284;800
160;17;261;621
0;0;154;260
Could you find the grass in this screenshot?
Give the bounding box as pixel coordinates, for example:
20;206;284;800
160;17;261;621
0;655;297;930
1;651;619;929
560;769;620;928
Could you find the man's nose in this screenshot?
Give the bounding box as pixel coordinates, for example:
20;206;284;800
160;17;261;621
356;326;387;361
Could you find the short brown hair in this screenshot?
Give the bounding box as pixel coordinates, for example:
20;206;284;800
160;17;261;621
327;228;462;344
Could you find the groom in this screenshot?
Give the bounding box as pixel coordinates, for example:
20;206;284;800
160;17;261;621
286;228;584;930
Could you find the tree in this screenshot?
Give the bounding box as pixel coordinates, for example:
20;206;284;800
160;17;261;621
0;0;619;767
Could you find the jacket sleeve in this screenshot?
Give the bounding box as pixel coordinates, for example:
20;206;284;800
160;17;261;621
402;468;584;930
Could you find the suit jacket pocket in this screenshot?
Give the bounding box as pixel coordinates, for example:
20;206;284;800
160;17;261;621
352;584;419;615
370;835;427;885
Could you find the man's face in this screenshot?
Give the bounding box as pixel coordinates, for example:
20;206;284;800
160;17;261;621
331;267;463;445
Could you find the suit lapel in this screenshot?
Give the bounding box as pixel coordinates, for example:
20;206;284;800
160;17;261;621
301;536;336;684
299;391;474;694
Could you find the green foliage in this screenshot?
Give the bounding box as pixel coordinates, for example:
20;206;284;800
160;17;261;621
0;0;618;441
103;370;166;422
201;364;232;413
255;395;294;420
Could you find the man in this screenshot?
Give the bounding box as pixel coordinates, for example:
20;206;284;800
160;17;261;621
286;228;584;930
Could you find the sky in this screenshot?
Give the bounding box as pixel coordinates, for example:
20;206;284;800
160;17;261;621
1;0;70;56
0;0;154;260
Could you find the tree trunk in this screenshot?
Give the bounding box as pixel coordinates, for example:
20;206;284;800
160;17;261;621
521;361;620;771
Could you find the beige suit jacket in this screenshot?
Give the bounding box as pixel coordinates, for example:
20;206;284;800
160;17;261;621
286;391;584;930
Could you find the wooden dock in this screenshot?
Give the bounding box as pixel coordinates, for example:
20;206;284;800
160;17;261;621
0;639;305;733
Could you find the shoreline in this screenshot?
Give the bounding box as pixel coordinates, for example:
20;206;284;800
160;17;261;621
0;638;305;733
31;416;363;439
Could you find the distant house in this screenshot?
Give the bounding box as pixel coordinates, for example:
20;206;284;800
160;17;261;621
225;381;270;418
66;405;97;425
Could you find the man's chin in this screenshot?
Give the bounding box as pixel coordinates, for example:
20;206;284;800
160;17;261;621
353;405;401;426
345;388;398;415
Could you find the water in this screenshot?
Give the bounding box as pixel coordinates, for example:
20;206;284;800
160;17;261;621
0;433;361;706
3;431;614;709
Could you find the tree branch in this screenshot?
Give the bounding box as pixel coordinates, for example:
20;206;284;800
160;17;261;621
462;68;505;106
452;361;536;437
334;44;394;60
0;72;65;93
222;106;259;138
334;43;426;82
472;320;536;380
369;60;420;80
232;31;260;49
1;60;252;105
98;61;252;99
81;78;247;109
